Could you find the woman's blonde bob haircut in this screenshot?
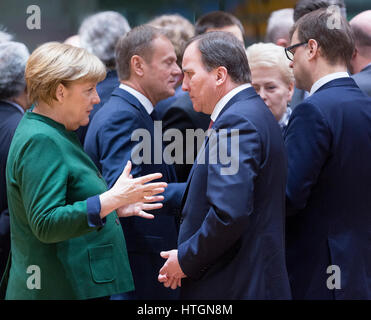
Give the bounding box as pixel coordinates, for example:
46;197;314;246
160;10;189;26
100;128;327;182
26;42;106;105
246;42;294;85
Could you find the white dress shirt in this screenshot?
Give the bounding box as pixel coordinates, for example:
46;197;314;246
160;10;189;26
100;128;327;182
309;72;350;96
119;83;154;115
210;83;251;123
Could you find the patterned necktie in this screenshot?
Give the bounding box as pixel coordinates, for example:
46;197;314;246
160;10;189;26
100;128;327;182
208;119;214;129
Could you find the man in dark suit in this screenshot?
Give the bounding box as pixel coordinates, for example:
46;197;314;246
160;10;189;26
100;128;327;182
349;10;371;97
158;11;245;182
84;25;185;300
284;9;371;299
290;0;348;110
0;41;29;278
158;31;291;299
75;11;131;145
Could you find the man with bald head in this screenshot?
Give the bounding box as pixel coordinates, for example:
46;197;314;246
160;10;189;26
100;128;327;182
349;10;371;97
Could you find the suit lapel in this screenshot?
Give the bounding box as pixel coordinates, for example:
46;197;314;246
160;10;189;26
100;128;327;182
180;87;259;210
315;77;358;94
112;88;176;182
111;87;153;128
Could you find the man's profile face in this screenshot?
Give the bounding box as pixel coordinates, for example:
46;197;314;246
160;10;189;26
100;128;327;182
181;41;217;115
289;30;310;91
142;36;181;104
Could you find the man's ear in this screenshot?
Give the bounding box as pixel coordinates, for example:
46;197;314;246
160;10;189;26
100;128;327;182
307;39;319;61
131;55;145;77
215;66;228;86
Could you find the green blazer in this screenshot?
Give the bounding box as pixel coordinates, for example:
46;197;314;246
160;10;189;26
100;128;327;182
4;111;134;299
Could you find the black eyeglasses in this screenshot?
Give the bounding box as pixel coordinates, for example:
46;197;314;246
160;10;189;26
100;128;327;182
285;42;307;61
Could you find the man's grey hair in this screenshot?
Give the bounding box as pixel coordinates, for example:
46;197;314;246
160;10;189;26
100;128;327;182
265;8;294;43
188;31;251;84
0;41;29;100
0;28;12;43
79;11;131;69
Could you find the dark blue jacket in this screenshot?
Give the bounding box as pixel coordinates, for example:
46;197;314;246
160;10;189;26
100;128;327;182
178;87;291;299
284;77;371;299
0;101;23;278
84;87;185;299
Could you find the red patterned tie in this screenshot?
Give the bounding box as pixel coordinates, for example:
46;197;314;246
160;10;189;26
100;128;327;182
208;120;214;130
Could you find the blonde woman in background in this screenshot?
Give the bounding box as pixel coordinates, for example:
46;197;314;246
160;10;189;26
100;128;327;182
246;42;295;130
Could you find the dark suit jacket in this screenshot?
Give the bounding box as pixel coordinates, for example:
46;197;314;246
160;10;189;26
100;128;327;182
157;91;210;182
84;87;185;299
284;77;371;299
0;101;23;278
76;70;119;145
352;64;371;97
177;87;291;299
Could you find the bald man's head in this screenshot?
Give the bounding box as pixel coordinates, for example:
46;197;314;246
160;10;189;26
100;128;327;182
350;10;371;57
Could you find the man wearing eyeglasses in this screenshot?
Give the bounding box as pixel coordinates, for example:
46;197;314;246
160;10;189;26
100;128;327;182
284;8;371;300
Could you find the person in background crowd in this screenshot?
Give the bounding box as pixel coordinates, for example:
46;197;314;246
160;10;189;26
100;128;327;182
264;8;302;112
148;13;194;115
0;29;12;42
76;11;131;144
284;8;371;299
0;41;30;281
64;34;81;47
265;8;294;47
158;31;291;300
84;25;186;300
349;10;371;97
246;42;294;131
195;10;245;43
293;0;346;22
2;42;167;300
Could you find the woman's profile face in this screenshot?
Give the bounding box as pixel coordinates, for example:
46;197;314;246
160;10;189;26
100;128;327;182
250;65;294;122
58;80;100;131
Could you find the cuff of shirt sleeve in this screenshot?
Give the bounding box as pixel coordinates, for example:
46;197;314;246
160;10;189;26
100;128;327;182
87;195;106;227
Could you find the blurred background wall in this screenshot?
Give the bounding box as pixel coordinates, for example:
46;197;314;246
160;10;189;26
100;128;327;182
0;0;370;51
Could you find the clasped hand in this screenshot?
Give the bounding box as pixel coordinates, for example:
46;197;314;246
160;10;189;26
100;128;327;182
158;249;186;289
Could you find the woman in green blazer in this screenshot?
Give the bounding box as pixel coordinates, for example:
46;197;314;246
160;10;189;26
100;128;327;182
2;42;167;300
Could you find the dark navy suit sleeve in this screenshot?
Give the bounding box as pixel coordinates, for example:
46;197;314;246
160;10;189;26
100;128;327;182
178;114;261;280
97;109;143;188
284;102;331;215
96;109;184;210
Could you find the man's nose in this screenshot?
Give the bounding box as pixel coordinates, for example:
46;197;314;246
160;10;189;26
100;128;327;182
173;63;182;76
182;78;189;92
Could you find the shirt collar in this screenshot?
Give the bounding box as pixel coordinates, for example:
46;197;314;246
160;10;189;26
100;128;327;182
309;72;350;96
210;83;251;122
2;100;25;114
119;83;154;115
279;106;292;128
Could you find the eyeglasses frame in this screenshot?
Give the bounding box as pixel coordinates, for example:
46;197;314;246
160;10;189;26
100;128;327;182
285;41;308;61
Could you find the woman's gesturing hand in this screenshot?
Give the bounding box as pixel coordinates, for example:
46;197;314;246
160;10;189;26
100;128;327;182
99;161;167;219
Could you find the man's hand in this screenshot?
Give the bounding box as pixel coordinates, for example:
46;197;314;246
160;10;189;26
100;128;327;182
116;200;163;219
158;249;186;289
